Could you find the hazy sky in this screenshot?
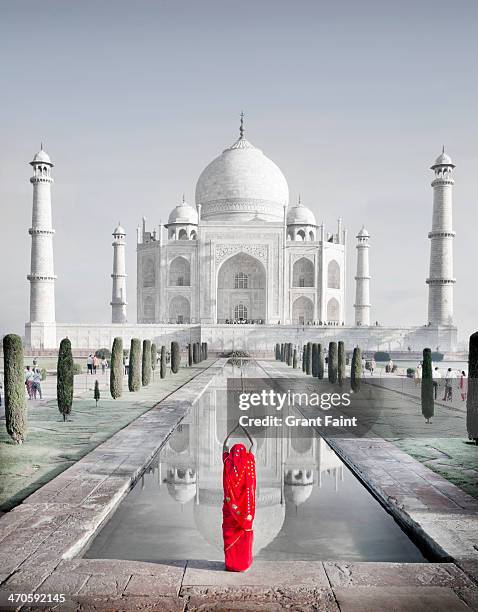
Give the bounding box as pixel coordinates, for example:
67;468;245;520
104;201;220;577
1;0;477;345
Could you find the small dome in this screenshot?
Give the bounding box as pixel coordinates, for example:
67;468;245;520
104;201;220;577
113;223;126;235
432;149;454;167
167;482;196;504
287;199;316;226
357;225;369;238
31;148;53;165
168;198;199;225
284;483;313;507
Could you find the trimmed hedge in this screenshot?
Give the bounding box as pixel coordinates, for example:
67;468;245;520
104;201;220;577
338;341;345;386
171;341;180;373
467;332;478;443
94;379;100;407
306;342;312;375
142;339;152;386
110;337;123;399
293;348;297;369
160;345;167;378
351;347;361;392
374;351;390;362
193;342;199;364
128;338;141;392
57;337;74;422
317;344;324;380
2;334;27;443
421;348;434;423
328;342;338;384
151;342;157;372
312;343;319;377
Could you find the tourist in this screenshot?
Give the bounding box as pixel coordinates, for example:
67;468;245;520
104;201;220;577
124;356;129;375
443;368;454;402
414;363;422;385
387;359;394;374
24;365;34;399
459;371;467;402
87;354;93;375
361;356;366;375
93;354;99;374
370;358;376;376
32;368;42;400
433;367;441;399
101;358;108;374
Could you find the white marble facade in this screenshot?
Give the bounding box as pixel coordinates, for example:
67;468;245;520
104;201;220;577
137;127;346;327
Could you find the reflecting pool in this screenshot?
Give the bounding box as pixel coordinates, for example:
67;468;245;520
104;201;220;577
85;361;427;563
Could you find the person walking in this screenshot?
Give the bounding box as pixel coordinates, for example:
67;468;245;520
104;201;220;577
414;362;422;386
459;370;467;402
124;356;129;375
443;368;453;402
87;354;93;375
93;354;99;374
370;359;376;376
32;368;42;400
25;365;34;399
433;367;441;400
101;358;108;374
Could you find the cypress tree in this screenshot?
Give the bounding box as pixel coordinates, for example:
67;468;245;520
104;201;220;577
312;343;319;377
302;345;306;372
351;347;361;393
171;341;180;373
188;343;193;366
275;343;281;360
202;342;208;360
288;343;293;366
2;334;27;443
128;338;141;391
160;345;167;378
151;342;157;373
110;337;123;399
467;332;478;444
317;343;324;380
421;348;434;424
338;341;346;387
328;342;338;383
94;379;100;407
306;342;312;375
142;339;152;386
279;343;284;362
293;348;298;369
57;337;74;422
193;342;199;364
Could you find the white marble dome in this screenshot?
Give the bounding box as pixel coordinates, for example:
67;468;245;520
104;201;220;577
31;148;53;165
433;150;454;167
287;200;316;226
195;134;289;222
168;198;199;225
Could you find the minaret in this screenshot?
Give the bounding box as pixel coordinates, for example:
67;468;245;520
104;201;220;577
427;148;455;326
111;223;127;323
27;146;57;347
354;226;371;326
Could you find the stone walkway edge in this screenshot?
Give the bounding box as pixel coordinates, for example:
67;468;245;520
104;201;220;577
0;359;227;595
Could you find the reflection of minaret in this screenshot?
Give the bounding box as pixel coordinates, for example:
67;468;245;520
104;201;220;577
354;226;371;326
427;148;455;325
27;146;57;348
111;223;127;323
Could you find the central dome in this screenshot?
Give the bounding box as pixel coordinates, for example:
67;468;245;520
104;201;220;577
195;132;289;222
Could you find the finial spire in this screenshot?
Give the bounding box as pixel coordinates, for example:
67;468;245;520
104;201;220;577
442;144;445;154
182;193;185;203
298;193;301;205
40;141;43;151
239;111;245;139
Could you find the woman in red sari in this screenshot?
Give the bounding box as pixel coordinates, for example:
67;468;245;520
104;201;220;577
222;427;256;572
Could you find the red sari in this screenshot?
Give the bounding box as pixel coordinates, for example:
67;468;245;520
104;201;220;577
222;443;256;572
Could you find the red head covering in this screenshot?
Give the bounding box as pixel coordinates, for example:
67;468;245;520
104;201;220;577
222;443;256;571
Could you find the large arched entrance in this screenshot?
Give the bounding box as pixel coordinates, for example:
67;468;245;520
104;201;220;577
292;296;314;325
216;253;266;323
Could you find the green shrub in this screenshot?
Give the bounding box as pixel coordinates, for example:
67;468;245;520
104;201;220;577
202;342;208;360
312;343;319;377
421;348;434;423
193;342;199;364
128;338;141;392
328;342;338;383
188;344;193;366
160;345;167;378
275;343;280;360
306;342;312;375
293;348;297;369
171;342;180;373
151;342;157;372
57;337;74;422
110;337;123;399
317;344;324;380
95;348;111;360
407;367;416;378
142;339;152;386
286;343;292;366
351;347;361;393
40;367;47;381
338;341;345;386
467;332;478;443
94;379;100;407
431;351;444;362
374;351;390;362
302;345;306;372
2;334;27;443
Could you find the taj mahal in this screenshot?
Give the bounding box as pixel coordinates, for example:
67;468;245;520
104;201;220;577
24;116;458;353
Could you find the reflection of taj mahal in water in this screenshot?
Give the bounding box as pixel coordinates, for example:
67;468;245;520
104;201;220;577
156;375;343;554
24;116;458;352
